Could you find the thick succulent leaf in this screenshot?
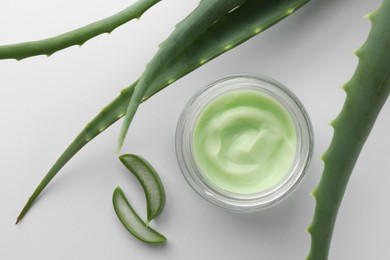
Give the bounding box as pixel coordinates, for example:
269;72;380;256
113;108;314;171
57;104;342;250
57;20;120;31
0;0;161;60
16;0;309;223
307;1;390;259
117;0;248;151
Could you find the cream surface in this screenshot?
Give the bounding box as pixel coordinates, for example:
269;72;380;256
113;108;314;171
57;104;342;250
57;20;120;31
193;90;297;194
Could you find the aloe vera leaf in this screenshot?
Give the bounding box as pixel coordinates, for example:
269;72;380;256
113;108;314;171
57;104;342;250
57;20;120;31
15;85;135;224
117;0;247;151
119;154;165;222
16;0;309;223
144;0;309;99
0;0;160;61
307;1;390;259
113;186;166;244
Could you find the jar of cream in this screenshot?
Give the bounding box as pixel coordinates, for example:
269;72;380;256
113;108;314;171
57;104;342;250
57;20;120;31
176;74;313;212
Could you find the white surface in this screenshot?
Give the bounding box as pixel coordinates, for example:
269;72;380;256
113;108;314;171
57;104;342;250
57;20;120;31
0;0;388;259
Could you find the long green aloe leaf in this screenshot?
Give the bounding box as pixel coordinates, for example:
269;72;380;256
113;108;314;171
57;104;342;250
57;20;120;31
118;0;247;151
16;0;309;223
144;0;309;99
307;1;390;259
0;0;160;60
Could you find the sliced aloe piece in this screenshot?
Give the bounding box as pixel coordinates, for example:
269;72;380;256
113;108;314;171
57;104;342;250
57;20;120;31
119;154;165;222
112;186;166;244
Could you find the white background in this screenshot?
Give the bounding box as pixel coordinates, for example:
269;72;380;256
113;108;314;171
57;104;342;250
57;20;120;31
0;0;388;259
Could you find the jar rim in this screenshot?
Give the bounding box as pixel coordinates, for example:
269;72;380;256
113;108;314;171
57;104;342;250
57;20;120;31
175;74;314;212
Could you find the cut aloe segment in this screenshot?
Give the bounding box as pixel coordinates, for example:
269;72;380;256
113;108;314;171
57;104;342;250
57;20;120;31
112;186;166;244
119;154;165;222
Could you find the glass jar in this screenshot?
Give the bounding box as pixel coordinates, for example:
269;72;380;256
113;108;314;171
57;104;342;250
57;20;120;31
175;74;313;212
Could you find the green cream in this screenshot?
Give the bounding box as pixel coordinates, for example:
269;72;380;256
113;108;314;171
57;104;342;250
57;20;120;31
193;90;297;194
